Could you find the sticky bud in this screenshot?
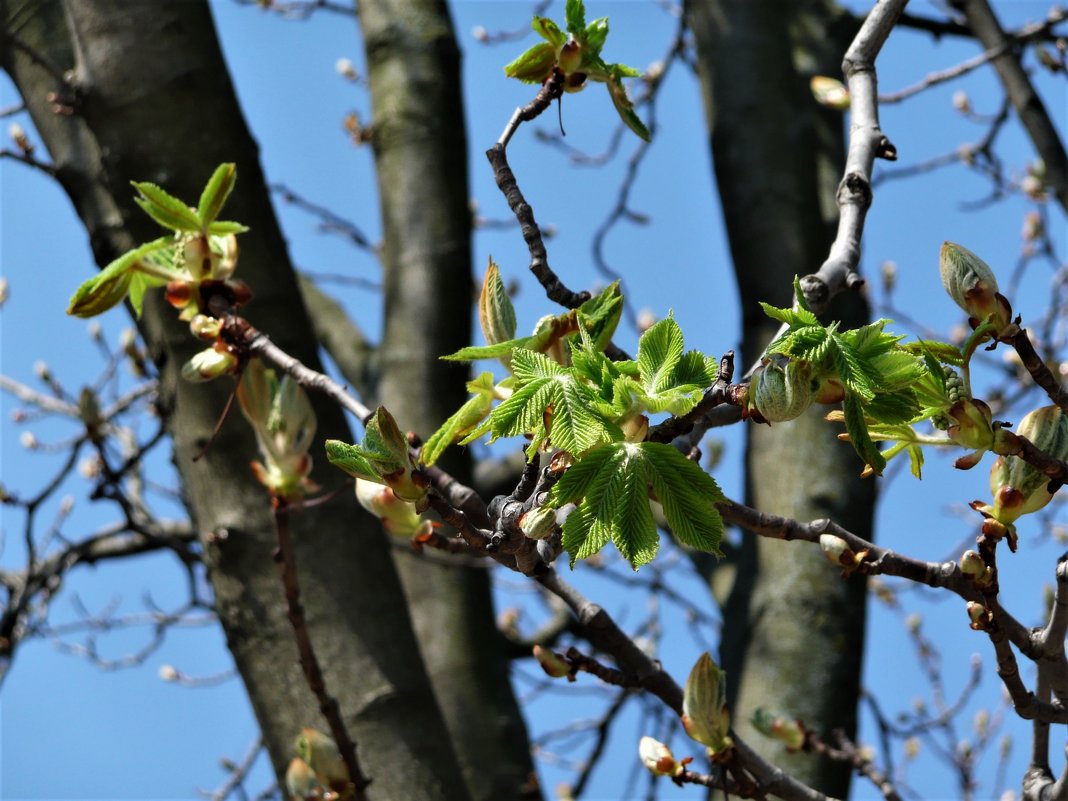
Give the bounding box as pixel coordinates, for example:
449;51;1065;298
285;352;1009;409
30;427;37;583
638;736;682;777
558;39;583;75
294;728;349;790
189;314;222;341
751;709;806;751
533;644;571;679
748;355;817;424
959;550;994;588
939;242;1016;339
519;505;557;540
682;653;732;758
181;344;237;383
819;533;869;575
810;75;850;109
966;601;994;631
285;757;320;801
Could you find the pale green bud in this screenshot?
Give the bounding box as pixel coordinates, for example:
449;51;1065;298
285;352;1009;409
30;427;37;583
810;75;850;109
939;242;1016;336
285;757;320;801
751;708;806;751
533;644;571;679
295;728;349;790
181;344;237;382
682;652;732;757
638;736;682;777
748;355;817;424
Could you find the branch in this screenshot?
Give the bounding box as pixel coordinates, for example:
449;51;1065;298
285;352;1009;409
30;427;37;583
273;503;368;797
801;0;907;313
951;0;1068;214
880;8;1068;104
1011;328;1068;413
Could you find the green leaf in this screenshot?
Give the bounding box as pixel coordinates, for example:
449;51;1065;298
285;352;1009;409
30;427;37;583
565;0;586;35
828;333;876;401
606;75;650;142
533;16;566;48
133;181;202;232
905;339;965;366
645;443;724;554
197;163;237;228
206;220;249;235
638;316;684;394
325;439;384;483
361;406;411;466
442;338;534;362
758;300;820;329
482;350;619;456
577;281;623;350
67;237;173;318
864;390;921;425
420;373;496;466
843;392;885;474
504;42;555;83
584;17;609;55
553;442;723;569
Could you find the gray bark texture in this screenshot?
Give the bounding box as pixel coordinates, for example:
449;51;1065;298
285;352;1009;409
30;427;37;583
2;2;473;798
354;1;539;798
685;0;874;795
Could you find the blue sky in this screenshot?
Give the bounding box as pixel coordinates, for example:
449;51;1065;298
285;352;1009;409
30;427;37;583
1;1;1066;799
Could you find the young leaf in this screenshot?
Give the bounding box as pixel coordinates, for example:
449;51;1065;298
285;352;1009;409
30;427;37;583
133;181;202;232
553;442;723;569
504;41;555;83
479;349;619;456
324;439;384;483
584;17;609;55
645;443;724;554
207;220;250;235
638;316;684;394
577;281;623;350
565;0;587;35
606;75;651;142
197;163;237;228
67;237;173;318
533;16;566;48
842;392;885;474
420;373;497;466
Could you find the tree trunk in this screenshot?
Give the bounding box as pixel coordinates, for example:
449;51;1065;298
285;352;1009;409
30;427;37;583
355;1;539;798
3;2;470;798
686;1;873;795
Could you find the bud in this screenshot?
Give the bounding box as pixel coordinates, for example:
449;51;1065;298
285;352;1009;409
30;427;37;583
478;257;517;350
20;431;38;450
189;314;222;341
748;355;817;424
819;533;869;575
682;652;732;757
952;90;971;114
295;728;349;790
976;406;1068;530
285;757;320;801
354;477;433;538
0;276;8;307
533;644;571;679
638;736;682;777
335;57;358;81
181;344;237;382
945;398;997;468
8;122;32;154
751;709;806;751
519;504;557;540
904;737;920;760
939;242;1016;338
973;708;990;736
881;260;897;292
1022;210;1043;243
810;75;850;109
558;39;583;75
905;613;922;633
959;550;994;588
966;601;993;631
158;664;179;682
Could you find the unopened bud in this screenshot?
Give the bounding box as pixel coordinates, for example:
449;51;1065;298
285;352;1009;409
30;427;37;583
20;431;38;450
519;505;557;540
638;736;682;777
751;709;806;751
180;344;237;383
939;242;1016;337
952;90;971;114
285;757;320;801
904;737;920;760
533;644;571;679
335;57;358;81
189;314;222;341
960;550;995;588
558;39;582;74
158;664;179;682
819;533;869;574
682;653;732;757
966;601;993;631
810;75;850;109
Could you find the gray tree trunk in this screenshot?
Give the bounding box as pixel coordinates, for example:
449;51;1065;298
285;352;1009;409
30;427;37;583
686;1;873;795
3;2;471;798
355;1;539;798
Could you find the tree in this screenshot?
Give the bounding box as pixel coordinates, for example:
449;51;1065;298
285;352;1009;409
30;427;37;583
2;1;1066;800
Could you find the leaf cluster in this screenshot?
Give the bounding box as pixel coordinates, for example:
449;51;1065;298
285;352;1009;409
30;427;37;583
759;280;963;475
503;0;650;140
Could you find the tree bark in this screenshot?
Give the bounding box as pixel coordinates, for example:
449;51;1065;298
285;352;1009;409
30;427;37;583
686;1;873;795
355;1;539;798
2;2;470;798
